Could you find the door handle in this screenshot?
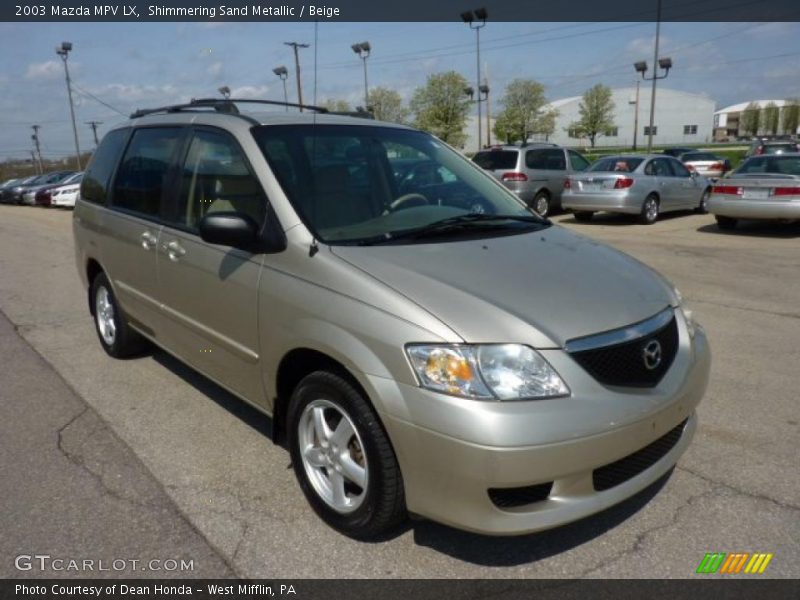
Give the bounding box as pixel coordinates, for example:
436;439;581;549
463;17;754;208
163;240;186;262
140;231;157;250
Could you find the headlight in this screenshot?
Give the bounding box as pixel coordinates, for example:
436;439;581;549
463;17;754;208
673;287;697;338
406;344;569;401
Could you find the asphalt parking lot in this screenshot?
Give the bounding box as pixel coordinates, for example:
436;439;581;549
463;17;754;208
0;205;798;579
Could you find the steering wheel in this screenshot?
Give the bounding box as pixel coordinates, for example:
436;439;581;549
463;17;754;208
388;193;430;212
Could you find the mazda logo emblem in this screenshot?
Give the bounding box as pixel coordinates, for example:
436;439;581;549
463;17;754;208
642;340;662;371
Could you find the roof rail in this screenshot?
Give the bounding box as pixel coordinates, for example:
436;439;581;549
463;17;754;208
130;97;330;119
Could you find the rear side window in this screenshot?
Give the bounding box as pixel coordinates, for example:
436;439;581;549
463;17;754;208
81;128;129;205
472;150;518;170
526;149;566;170
174;129;266;230
568;150;590;171
112;127;183;218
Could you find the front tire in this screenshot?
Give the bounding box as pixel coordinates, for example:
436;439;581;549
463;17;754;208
287;371;406;539
90;273;147;358
640;194;659;225
715;215;738;231
532;191;551;217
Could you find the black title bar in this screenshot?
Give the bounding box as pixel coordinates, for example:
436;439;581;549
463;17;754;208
3;0;800;22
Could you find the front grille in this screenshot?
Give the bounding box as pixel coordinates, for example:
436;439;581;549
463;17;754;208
488;482;553;508
593;419;687;491
569;316;679;387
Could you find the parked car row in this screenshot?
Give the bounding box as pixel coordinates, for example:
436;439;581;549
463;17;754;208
0;171;83;207
472;143;798;232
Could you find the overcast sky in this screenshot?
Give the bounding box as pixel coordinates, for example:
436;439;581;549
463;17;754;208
1;20;799;161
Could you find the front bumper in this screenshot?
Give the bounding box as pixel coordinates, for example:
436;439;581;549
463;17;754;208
369;314;710;535
708;196;800;220
562;190;643;214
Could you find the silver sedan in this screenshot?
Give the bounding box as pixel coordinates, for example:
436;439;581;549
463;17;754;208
563;155;711;224
708;153;800;230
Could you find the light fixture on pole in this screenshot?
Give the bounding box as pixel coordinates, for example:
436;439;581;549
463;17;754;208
218;86;231;100
55;41;82;170
461;7;488;152
272;66;289;110
634;0;671;153
351;41;371;111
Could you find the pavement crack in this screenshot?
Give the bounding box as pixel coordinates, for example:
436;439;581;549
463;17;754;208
56;407;161;511
576;486;718;578
690;298;800;321
676;465;800;512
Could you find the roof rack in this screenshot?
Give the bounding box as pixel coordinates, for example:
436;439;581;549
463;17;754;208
130;97;330;119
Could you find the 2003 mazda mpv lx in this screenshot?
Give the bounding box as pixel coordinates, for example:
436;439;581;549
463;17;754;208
73;98;710;538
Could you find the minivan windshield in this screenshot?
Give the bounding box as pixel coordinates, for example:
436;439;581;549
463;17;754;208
253;125;544;244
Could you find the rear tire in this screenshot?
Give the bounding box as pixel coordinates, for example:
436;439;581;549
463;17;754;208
90;272;148;358
573;211;594;222
639;194;659;225
532;191;551;218
287;371;407;539
715;215;738;231
696;189;710;214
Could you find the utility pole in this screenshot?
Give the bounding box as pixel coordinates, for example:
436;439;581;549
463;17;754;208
284;41;309;111
632;80;640;151
30;151;40;175
85;121;102;146
56;41;82;170
31;125;44;174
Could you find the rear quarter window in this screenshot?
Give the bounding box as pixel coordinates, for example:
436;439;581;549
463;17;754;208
472;150;519;170
81;128;130;205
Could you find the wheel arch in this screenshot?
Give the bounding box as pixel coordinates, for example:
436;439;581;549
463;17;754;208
272;347;378;446
86;258;104;316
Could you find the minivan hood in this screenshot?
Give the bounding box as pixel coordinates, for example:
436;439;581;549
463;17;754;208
331;226;674;347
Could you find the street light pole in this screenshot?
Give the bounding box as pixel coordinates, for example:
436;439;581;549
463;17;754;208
273;66;289;110
632;80;640;151
633;0;671;154
56;41;82;170
461;8;488;152
284;41;309;111
648;0;662;154
351;42;371;110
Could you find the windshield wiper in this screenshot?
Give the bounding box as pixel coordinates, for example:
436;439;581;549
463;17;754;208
356;213;548;245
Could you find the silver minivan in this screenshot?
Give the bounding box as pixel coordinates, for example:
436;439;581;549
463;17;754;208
73;99;710;539
472;144;592;217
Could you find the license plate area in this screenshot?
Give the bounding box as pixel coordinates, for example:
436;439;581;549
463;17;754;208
742;189;770;200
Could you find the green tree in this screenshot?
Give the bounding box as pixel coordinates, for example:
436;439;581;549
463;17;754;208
781;99;799;135
410;71;471;147
367;87;410;124
567;84;616;148
741;102;761;136
763;102;780;135
321;99;352;113
492;78;553;143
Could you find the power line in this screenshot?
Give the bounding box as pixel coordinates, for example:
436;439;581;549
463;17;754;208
71;83;127;116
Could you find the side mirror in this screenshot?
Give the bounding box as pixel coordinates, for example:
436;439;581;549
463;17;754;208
199;212;259;251
689;170;698;178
